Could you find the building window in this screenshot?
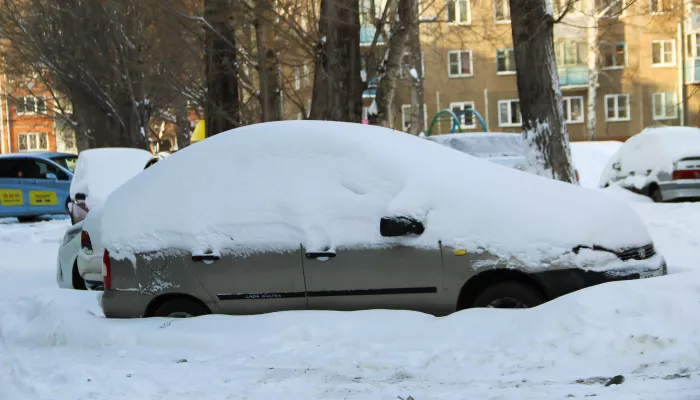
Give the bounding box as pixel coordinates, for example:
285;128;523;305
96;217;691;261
686;33;700;58
494;0;510;22
496;48;516;74
652;92;678;120
447;0;470;24
498;99;522;127
563;96;584;124
294;66;301;89
450;102;476;129
447;50;473;77
303;63;311;87
555;41;587;66
650;0;673;13
16;96;46;115
401;104;428;132
18;132;49;151
652;40;675;66
600;0;624;18
604;94;630;121
601;42;626;69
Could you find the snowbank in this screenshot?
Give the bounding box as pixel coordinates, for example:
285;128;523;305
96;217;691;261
69;148;153;209
600;127;700;189
570;141;623;189
101;121;653;269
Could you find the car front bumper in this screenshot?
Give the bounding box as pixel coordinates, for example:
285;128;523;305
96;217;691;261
659;181;700;202
77;249;104;282
532;260;667;301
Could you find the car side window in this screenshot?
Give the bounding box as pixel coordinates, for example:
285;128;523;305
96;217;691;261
20;159;67;180
41;160;69;180
0;159;18;178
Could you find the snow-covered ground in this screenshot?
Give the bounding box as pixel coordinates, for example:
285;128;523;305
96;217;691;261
2;162;700;399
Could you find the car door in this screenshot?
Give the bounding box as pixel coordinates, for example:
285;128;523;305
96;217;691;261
302;242;444;315
182;247;308;315
23;158;66;215
0;158;27;217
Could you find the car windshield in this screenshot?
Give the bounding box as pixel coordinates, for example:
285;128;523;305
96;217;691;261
50;155;78;172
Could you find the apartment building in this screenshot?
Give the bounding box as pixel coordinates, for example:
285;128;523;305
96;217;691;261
283;0;700;141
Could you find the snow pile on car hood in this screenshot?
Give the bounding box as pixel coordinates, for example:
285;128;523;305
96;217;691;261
70;148;153;209
570;141;622;189
101;121;652;267
600;127;700;189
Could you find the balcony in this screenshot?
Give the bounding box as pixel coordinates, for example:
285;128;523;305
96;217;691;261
360;24;386;46
557;65;589;88
686;58;700;84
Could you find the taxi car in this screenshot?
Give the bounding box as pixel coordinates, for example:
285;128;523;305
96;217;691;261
0;152;76;222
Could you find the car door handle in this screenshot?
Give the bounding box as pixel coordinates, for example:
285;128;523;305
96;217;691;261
305;252;337;259
192;254;220;262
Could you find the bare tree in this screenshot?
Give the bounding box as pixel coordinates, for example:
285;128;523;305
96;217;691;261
406;0;424;134
374;0;408;126
509;0;577;183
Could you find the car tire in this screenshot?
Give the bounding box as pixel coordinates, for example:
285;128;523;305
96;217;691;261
472;281;546;309
17;216;39;223
153;298;210;318
72;263;87;291
650;186;663;203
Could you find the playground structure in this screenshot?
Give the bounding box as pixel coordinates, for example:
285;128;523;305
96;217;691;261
426;108;488;136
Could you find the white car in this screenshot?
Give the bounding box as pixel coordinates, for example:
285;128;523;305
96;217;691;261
56;148;154;290
600;126;700;202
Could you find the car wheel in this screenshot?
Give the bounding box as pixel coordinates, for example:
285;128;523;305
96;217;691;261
17;216;39;223
72;263;87;290
650;187;663;203
472;281;546;309
153;298;210;318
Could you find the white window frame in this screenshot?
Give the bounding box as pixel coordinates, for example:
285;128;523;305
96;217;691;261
651;40;676;67
652;92;678;120
601;41;627;70
16;96;46;115
18;132;49;152
497;99;522;127
303;63;311;87
294;66;301;90
686;32;700;59
496;48;516;75
563;96;585;124
449;101;476;129
600;0;625;18
494;0;510;23
447;50;473;78
446;0;471;24
401;104;429;132
604;94;631;122
650;0;673;14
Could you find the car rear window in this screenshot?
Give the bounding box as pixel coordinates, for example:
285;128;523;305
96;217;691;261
50;155;78;172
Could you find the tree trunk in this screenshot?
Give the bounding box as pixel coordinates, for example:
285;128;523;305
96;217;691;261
254;0;281;122
406;0;424;135
204;0;240;136
175;96;191;150
509;0;577;183
586;0;598;141
309;0;363;122
373;0;409;127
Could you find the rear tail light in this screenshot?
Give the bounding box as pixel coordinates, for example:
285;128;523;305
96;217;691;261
103;249;112;290
80;231;93;251
672;169;700;180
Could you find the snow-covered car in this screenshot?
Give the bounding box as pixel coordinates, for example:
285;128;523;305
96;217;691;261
570;141;623;189
97;121;666;318
600;126;700;202
425;132;527;170
77;150;171;289
56;148;153;290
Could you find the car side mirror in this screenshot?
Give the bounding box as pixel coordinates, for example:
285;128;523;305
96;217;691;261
74;193;86;201
45;172;58;180
380;216;425;237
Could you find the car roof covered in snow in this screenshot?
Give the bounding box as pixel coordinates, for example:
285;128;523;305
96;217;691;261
600;126;700;187
100;121;651;268
69;148;153;209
